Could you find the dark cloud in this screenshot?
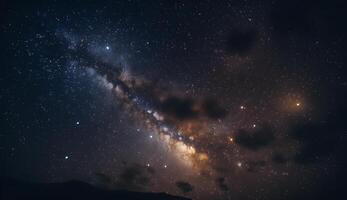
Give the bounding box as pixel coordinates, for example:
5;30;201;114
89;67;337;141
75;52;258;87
175;181;194;194
160;97;197;120
146;166;155;175
245;160;266;172
272;153;287;164
226;29;257;55
94;172;113;186
235;124;275;150
93;172;119;190
115;164;155;190
215;177;229;191
202;99;228;119
160;96;228;120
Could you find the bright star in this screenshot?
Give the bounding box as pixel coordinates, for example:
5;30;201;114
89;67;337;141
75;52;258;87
105;46;110;50
162;126;168;132
65;156;69;160
228;137;234;143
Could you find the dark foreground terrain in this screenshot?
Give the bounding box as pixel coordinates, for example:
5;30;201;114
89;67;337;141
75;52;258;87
0;177;190;200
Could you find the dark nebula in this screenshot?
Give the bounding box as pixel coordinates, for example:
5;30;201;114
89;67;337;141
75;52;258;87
175;181;194;194
235;125;275;151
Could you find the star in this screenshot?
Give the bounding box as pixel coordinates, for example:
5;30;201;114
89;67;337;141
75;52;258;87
65;156;69;160
228;137;234;143
76;121;80;125
237;162;242;167
105;46;110;50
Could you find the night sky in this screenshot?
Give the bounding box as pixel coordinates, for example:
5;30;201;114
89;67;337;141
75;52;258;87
1;0;347;199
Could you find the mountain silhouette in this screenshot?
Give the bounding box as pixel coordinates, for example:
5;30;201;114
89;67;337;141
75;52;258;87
0;177;191;200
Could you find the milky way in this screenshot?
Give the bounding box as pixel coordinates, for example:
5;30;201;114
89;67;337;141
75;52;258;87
1;1;347;200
